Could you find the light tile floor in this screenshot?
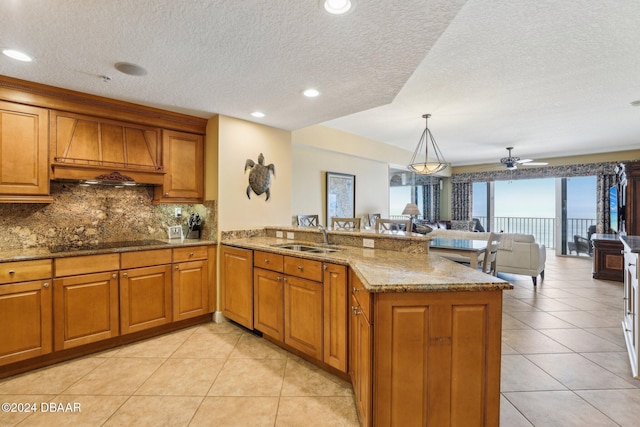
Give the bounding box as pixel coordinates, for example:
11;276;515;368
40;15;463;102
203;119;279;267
1;253;639;426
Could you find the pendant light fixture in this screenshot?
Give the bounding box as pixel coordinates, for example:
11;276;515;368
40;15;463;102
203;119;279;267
408;114;448;175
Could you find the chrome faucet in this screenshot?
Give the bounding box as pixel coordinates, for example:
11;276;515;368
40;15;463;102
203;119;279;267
319;226;330;245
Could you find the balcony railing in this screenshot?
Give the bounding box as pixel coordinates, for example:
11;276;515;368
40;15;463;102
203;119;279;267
475;216;596;249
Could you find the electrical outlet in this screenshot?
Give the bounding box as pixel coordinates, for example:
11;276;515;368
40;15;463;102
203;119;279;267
363;238;375;248
286;232;295;240
174;207;182;218
276;231;284;238
167;225;182;239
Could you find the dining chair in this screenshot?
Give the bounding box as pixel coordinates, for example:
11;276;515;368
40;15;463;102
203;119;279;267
331;217;361;230
375;218;412;233
480;232;502;276
368;213;381;228
297;214;319;227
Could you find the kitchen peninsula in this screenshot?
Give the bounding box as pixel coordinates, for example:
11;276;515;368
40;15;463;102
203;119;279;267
221;226;512;426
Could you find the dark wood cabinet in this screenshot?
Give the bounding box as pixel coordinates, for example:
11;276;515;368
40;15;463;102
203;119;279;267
591;235;624;282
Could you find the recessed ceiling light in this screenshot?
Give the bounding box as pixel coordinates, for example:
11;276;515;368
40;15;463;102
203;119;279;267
2;49;33;62
251;111;266;118
631;100;640;107
114;61;147;76
323;0;353;15
303;88;320;98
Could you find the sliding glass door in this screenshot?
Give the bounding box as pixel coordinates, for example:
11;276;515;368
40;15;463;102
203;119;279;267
556;176;597;256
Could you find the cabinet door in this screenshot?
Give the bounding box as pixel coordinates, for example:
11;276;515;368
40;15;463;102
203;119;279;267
0;280;52;366
350;294;372;427
120;265;172;334
0;101;51;202
220;246;254;328
374;291;502;427
253;268;284;340
323;263;348;372
53;271;119;350
173;260;209;321
284;275;323;359
154;130;204;203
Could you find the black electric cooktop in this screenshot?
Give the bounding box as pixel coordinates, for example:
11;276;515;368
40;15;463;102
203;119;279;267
48;239;168;253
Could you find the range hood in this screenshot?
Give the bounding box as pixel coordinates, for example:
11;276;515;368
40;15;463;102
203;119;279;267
51;161;165;186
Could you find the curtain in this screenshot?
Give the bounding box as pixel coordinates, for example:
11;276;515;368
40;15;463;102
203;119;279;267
452;181;472;220
596;173;616;234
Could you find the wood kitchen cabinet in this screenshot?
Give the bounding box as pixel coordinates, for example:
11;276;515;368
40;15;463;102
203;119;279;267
592;234;624;282
154;130;204;203
49;110;164;184
323;263;348;372
0;100;51;203
53;254;120;350
0;260;53;366
221;245;254;329
120;249;173;334
350;272;373;427
253;250;285;340
172;246;209;321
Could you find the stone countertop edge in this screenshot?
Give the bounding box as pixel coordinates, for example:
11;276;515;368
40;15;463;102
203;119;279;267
265;225;434;242
620;235;640;252
0;239;217;263
223;236;513;293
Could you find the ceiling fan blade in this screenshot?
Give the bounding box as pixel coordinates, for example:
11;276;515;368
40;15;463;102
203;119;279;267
517;159;533;163
523;161;548;166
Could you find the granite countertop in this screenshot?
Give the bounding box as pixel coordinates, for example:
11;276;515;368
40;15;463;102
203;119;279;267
223;236;512;293
620;235;640;253
0;239;217;262
591;233;623;242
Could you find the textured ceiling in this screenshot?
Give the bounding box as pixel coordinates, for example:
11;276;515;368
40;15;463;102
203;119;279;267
1;0;639;167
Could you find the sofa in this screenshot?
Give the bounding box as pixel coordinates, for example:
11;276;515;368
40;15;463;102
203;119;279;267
428;229;546;286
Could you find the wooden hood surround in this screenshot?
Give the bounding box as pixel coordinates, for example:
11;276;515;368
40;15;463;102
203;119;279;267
0;75;207;186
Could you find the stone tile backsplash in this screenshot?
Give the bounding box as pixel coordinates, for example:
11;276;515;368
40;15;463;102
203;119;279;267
0;182;216;251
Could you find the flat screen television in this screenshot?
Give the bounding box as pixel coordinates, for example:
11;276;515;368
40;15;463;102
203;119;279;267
610;185;618;233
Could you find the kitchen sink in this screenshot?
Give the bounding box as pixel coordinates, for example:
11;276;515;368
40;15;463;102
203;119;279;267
271;243;340;254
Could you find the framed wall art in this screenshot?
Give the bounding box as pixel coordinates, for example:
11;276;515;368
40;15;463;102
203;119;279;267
326;171;356;226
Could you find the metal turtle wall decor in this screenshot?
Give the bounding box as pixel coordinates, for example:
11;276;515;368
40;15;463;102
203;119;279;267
245;153;275;201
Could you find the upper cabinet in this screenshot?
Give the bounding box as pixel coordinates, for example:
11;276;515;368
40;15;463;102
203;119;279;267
153;130;204;203
0;100;52;203
50;110;164;185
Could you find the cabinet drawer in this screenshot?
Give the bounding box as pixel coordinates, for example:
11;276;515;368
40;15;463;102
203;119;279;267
254;251;284;272
351;270;372;323
173;246;208;262
0;259;52;284
284;256;322;282
121;249;172;269
54;254;120;277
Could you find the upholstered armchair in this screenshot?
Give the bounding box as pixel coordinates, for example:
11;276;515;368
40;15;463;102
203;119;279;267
495;233;546;286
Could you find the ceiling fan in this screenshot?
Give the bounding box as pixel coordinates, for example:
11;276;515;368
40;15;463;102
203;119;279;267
500;147;548;170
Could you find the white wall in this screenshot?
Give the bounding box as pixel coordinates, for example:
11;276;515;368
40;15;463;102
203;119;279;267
292;144;389;226
217;115;292;231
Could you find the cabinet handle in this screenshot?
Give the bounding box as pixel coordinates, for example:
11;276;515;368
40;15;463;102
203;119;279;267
297;265;303;271
353;287;360;293
112;273;117;279
277;276;281;282
8;270;15;275
164;192;169;197
175;266;180;270
323;264;327;270
264;258;269;263
189;252;194;257
43;282;49;288
122;273;128;278
351;306;361;315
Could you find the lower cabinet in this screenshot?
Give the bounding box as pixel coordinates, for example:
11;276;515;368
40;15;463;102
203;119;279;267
120;264;172;334
221;245;254;329
284;275;323;360
254;267;284;341
173;259;209;321
622;241;639;378
350;293;372;427
0;279;52;366
53;270;119;351
324;263;348;372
